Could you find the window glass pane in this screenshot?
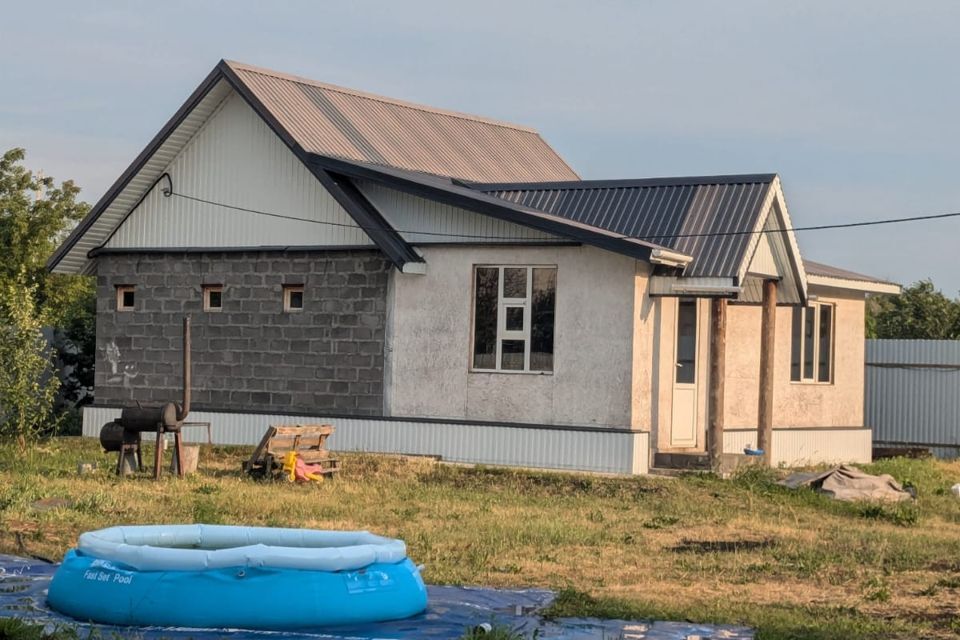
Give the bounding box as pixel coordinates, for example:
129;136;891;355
122;289;135;308
505;306;524;331
818;305;833;382
531;268;556;372
208;289;222;309
473;267;499;369
501;339;525;371
503;268;527;298
803;306;816;380
675;299;697;384
790;306;802;381
289;290;304;309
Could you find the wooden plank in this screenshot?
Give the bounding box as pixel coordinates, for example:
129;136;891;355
757;279;777;466
273;425;333;436
708;298;727;472
244;426;277;472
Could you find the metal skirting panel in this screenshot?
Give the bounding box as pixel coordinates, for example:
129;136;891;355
866;340;960;455
107;91;372;250
82;407;649;475
723;428;872;466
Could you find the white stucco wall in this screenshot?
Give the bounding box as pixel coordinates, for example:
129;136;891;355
385;245;638;428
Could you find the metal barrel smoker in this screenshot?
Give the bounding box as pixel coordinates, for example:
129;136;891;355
99;316;193;478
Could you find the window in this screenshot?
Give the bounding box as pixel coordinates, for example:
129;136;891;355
283;285;304;312
472;265;556;372
675;299;697;384
203;285;223;312
791;303;834;383
116;285;135;312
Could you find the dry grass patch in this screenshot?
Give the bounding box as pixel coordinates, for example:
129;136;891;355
1;439;960;639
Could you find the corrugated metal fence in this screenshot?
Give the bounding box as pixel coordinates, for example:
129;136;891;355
865;339;960;457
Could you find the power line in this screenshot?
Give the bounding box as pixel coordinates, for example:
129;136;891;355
167;190;960;244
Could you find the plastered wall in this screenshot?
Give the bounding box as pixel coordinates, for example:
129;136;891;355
385;245;638;427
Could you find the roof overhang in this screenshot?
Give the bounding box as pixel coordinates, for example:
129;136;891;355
47;67;232;274
649;276;741;297
305;154;690;266
807;275;901;295
47;61;425;275
736;176;808;305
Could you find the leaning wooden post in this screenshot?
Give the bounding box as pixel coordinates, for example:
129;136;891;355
757;279;777;465
708;297;727;472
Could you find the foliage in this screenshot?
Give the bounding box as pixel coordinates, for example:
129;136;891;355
867;280;960;339
0;148;91;324
0;148;94;439
0;278;60;448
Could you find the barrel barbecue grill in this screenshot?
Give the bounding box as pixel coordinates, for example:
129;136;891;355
99;316;193;479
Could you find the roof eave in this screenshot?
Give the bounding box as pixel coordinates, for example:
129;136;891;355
46;64;228;273
808;275;901;295
306;154;683;265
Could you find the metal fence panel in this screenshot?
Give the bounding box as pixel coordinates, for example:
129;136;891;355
865;339;960;457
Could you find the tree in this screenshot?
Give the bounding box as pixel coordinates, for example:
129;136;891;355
0;148;92;324
0;148;93;444
0;278;60;448
867;280;960;339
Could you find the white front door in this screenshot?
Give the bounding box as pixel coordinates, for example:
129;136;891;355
670;298;699;447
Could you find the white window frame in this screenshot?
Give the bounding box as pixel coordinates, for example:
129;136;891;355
283;284;304;312
116;285;135;312
470;264;555;374
791;302;835;384
203;285;223;312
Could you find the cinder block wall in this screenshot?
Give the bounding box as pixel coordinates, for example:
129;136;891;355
94;250;389;415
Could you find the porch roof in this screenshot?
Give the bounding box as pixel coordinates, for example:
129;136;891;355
471;175;778;279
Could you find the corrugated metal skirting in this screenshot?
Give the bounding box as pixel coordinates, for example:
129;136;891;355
866;339;960;458
724;428;872;466
82;407;649;475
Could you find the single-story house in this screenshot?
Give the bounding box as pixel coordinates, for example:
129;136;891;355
51;60;900;474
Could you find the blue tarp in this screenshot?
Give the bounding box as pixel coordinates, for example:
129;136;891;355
0;554;753;639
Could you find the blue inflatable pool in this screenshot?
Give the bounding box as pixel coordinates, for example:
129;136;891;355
47;525;428;630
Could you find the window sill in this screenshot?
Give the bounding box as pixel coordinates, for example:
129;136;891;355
469;369;554;376
789;380;834;386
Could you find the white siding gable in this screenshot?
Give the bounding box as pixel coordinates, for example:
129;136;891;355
107;92;373;249
356;180;562;245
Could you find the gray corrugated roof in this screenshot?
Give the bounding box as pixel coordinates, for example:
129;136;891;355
307;154;676;264
473;175;777;278
227;61;579;183
803;259;897;285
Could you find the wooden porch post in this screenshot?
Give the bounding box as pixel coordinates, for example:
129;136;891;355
708;297;727;471
757;279;777;465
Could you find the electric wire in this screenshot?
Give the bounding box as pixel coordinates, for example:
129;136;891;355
165;189;960;244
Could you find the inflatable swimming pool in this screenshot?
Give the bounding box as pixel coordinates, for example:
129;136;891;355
47;525;428;630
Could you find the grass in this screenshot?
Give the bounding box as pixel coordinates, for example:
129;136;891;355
1;439;960;639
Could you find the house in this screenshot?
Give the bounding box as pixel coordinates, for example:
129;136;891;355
50;60;901;474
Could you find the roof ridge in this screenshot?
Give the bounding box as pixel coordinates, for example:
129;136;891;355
224;60;540;134
470;173;779;192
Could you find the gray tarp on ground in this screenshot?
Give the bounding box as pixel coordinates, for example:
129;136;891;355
779;464;912;502
0;554;754;640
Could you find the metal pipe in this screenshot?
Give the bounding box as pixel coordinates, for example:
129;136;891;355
179;315;191;421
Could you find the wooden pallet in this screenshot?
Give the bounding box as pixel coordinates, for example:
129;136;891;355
244;424;339;480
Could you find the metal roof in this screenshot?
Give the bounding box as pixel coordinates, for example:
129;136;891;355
803;259;897;285
225;61;578;183
473;175;777;278
306;155;682;265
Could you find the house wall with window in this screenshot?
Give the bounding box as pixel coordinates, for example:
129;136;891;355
384;244;639;427
93;250;390;415
723;286;866;428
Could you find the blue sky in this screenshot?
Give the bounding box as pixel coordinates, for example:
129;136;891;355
2;1;958;292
